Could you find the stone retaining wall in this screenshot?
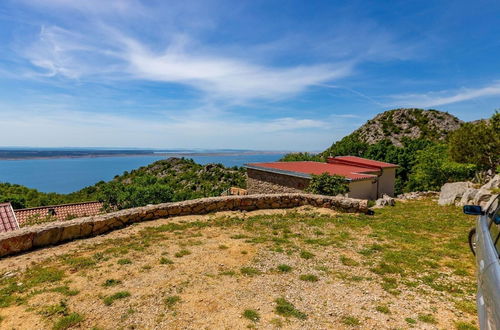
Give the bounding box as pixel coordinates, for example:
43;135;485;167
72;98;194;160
0;193;368;258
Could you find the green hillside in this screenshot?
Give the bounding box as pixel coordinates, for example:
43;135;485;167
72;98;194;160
0;158;246;210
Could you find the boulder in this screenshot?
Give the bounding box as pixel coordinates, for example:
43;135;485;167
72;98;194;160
473;188;493;207
438;182;473;206
375;194;395;207
481;174;500;190
457;188;479;206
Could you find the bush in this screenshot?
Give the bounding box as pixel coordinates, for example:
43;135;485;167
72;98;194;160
306;173;349;196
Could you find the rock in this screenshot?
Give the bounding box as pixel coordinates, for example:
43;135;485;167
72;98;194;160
438;182;473;206
457;188;479;206
375;194;395;207
473;188;493;207
397;191;438;200
481;174;500;190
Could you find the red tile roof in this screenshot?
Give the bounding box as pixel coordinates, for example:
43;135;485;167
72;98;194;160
328;156;398;169
246;161;379;181
14;201;103;225
0;203;20;233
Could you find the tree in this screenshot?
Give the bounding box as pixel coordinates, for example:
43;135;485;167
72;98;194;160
448;111;500;170
306;173;349;196
406;144;476;191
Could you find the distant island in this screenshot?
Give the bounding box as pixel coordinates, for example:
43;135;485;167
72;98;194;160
0;148;292;160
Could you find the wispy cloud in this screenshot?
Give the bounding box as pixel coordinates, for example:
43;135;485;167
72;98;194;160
389;81;500;107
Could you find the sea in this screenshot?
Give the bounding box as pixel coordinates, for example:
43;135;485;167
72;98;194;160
0;152;286;194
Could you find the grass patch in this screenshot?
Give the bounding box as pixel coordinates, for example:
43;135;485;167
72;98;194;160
218;245;229;250
103;291;131;306
174;249;191;258
165;295;181;308
277;264;292;273
117;258;132;265
160;257;174;265
405;317;417;325
102;279;122;287
375;304;390;314
455;321;478;330
299;274;319;282
340;255;360;267
299;250;314;260
62;256;96;270
240;267;261;276
50;286;79;297
418;313;437;324
274;298;307;319
52;312;84;330
341;315;361;326
242;309;260;322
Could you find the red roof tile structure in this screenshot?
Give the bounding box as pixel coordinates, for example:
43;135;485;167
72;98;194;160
246;161;375;181
328;156;398;169
0;203;20;233
14;201;103;226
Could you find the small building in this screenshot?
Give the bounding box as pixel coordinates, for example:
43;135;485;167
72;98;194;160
0;202;20;233
14;201;104;226
245;156;398;200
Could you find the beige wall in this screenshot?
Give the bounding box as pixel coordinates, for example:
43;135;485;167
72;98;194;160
348;179;378;200
378;168;396;197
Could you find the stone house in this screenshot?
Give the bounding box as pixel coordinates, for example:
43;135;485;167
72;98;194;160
245;156;398;200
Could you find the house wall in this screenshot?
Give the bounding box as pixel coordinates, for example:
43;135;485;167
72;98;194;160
378;168;396;197
348;179;378;200
246;169;310;194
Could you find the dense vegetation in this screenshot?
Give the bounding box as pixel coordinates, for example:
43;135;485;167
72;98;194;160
306;173;349;196
282;110;499;193
0;158;246;210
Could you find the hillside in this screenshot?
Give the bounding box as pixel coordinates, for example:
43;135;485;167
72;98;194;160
349;108;462;146
0;158;246;210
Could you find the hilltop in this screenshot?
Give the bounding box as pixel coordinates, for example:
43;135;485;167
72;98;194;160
343;108;462;147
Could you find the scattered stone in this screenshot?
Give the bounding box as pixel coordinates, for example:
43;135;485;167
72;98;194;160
375;194;395;207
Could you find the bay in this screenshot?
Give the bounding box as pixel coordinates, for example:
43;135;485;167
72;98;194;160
0;153;285;194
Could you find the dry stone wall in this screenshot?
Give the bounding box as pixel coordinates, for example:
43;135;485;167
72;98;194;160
0;193;368;258
247;169;310;194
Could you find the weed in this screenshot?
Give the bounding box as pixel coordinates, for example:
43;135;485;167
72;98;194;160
219;270;236;276
243;309;260;322
24;266;64;286
62;256;96;270
277;264;292;273
274;298;307;319
341;315;360;326
52;313;84;330
102;279;122;287
340;255;360;267
455;321;478;330
299;274;319;282
117;258;132;265
375;304;390;314
405;317;417;324
418;313;437;324
160;257;174;265
240;267;261;276
39;300;68;317
174;249;191;258
103;291;131;306
218;245;229;250
165;295;181;308
454;300;476;315
299;250;314;260
51;286;79;297
241;250;248;255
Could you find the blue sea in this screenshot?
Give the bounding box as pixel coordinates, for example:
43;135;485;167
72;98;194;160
0;153;285;194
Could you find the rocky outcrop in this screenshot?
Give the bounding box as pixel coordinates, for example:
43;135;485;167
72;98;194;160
438;175;499;207
438;182;473;206
0;193;368;258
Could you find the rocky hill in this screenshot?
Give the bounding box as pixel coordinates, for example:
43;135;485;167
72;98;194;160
352;108;462;146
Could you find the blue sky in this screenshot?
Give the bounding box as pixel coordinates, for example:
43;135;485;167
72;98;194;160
0;0;499;150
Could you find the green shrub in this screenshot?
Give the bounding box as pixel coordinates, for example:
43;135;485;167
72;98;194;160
243;309;260;322
306;173;349;196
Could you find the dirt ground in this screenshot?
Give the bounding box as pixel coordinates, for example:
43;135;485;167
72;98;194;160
0;204;478;329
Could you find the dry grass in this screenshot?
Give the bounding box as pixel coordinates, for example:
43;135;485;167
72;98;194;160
0;200;478;329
